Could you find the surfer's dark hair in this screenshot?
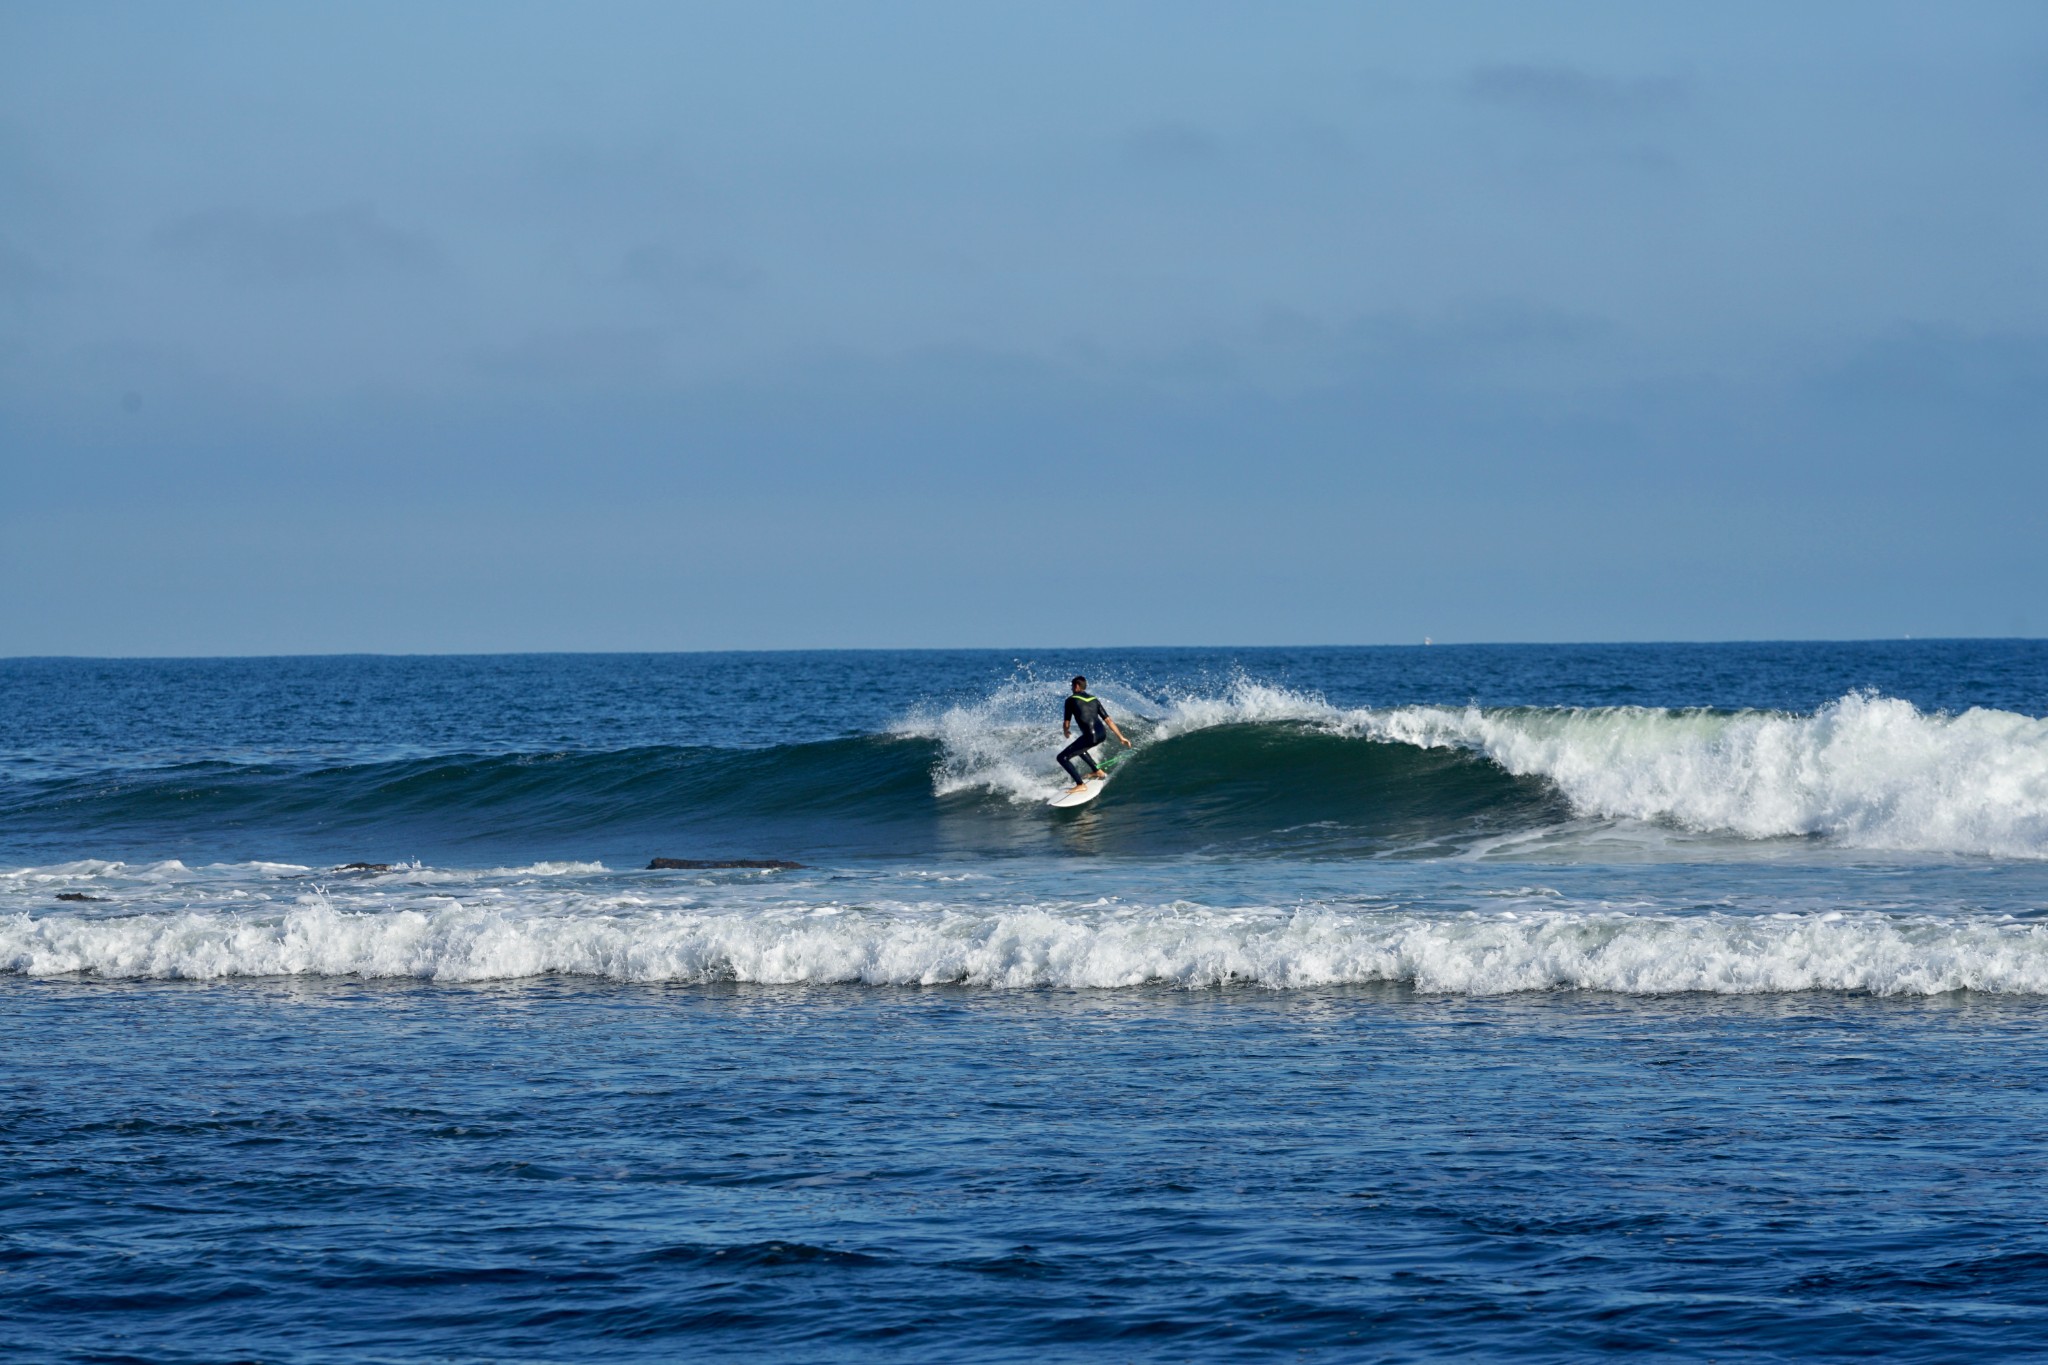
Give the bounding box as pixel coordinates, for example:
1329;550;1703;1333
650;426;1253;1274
1072;676;1087;688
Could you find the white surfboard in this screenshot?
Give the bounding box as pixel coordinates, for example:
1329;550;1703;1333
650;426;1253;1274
1048;778;1107;808
1047;747;1127;808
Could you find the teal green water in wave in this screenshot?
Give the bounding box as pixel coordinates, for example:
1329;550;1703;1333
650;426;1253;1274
5;643;2048;1361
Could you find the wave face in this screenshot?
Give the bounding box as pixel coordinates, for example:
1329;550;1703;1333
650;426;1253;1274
5;861;2047;995
0;738;947;862
3;680;2045;861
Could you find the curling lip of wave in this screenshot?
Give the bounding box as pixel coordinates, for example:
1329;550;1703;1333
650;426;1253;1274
1356;692;2048;858
7;899;2048;996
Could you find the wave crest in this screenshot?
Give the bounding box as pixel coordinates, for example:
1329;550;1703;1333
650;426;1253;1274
7;900;2048;995
1366;693;2048;857
911;680;2048;857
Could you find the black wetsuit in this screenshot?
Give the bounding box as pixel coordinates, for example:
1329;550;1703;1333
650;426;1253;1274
1058;693;1110;784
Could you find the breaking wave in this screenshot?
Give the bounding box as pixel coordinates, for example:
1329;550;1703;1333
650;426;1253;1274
7;893;2048;995
4;680;2044;860
1362;692;2048;858
911;683;2048;858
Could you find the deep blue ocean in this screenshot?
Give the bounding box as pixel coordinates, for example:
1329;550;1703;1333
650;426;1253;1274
7;642;2048;1362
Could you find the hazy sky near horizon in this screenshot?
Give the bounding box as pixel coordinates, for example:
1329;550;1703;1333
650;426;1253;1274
4;2;2046;654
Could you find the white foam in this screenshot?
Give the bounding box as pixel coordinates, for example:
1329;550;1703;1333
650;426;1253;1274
0;860;129;887
901;674;1118;803
1145;678;1343;737
901;672;1331;803
1366;694;2048;859
366;861;611;884
0;859;597;892
5;898;2047;994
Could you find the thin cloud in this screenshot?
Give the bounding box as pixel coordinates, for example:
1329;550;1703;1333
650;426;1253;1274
151;204;444;284
1821;325;2048;403
1467;63;1687;119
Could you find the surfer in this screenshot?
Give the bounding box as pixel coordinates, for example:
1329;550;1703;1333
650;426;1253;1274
1058;676;1132;794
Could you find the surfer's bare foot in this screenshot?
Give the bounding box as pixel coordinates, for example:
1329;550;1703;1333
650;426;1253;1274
1088;771;1107;781
1067;784;1089;795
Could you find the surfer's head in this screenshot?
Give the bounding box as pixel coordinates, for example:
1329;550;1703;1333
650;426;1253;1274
1071;676;1087;691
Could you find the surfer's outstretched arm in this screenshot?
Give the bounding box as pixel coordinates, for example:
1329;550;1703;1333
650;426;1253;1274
1104;714;1132;746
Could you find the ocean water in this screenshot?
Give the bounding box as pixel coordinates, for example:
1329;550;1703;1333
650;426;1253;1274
6;642;2048;1361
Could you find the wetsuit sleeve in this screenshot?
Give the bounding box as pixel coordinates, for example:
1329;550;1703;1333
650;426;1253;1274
1063;696;1080;725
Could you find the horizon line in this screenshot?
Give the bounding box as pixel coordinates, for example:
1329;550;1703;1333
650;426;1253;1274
3;636;2038;663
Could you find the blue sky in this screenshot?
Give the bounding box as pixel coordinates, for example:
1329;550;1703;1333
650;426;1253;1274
3;2;2045;653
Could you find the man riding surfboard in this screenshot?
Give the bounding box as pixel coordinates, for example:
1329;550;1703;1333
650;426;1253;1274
1058;676;1132;794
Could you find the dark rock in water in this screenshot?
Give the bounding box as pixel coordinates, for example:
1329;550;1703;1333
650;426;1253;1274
647;857;804;871
336;863;392;872
56;892;108;902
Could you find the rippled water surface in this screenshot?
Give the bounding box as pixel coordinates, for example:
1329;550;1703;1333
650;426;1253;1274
5;644;2048;1359
8;980;2048;1363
